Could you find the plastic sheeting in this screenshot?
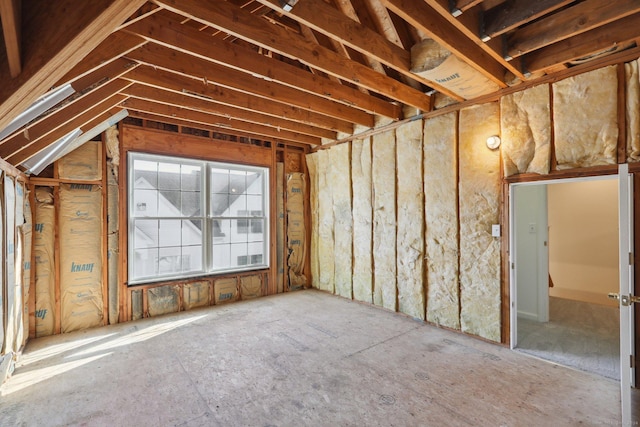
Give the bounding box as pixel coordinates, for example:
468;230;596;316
34;187;55;337
57;141;102;181
147;285;180;317
424;113;460;330
21;185;31;348
286;173;307;290
351;138;373;303
396;121;425;320
458;103;501;342
240;275;262;299
500;84;551;176
553;65;618;169
372;130;397;310
3;176;16;353
59;184;104;333
183;281;210;310
331;144;352;299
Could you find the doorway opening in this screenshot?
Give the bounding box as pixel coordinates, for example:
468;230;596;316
511;178;620;379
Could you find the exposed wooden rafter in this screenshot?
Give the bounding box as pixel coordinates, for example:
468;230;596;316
0;0;146;131
153;0;432;111
0;0;638;155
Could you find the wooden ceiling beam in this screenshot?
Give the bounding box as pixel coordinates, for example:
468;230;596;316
507;0;640;60
67;58;139;94
0;0;146;131
153;0;432;112
253;0;410;73
382;0;508;87
483;0;574;40
125;11;399;118
451;0;483;16
0;79;132;158
0;0;22;77
122;84;337;139
524;12;640;73
126;43;367;129
124;66;352;134
6;93;128;164
121;98;321;145
414;0;525;81
54;31;147;89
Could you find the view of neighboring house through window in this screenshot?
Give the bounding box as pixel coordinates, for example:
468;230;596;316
128;153;269;284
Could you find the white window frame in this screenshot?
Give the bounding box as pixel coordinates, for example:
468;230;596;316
128;152;270;285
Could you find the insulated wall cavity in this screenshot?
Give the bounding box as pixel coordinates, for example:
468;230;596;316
305;154;320;290
21;185;31;347
316;150;335;293
3;176;16;353
34;187;55;337
396;121;425;320
286;173;307;290
424;112;460;329
458;103;501;342
107;168;119;325
553;65;618;169
500;84;551;176
57;141;102;181
351;138;373;303
330;144;353;299
276;162;285;293
372;130;397;310
59;184;104;333
626;60;640;162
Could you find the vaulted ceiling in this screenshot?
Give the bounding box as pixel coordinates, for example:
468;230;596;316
1;0;640;166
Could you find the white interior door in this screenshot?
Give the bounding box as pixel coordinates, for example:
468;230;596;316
617;163;635;424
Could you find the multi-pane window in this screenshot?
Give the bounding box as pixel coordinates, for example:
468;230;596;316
128;153;269;284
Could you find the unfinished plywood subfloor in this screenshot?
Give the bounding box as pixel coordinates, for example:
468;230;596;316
0;290;632;426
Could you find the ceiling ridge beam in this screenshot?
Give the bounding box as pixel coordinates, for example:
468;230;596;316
153;0;432;112
124;12;399;119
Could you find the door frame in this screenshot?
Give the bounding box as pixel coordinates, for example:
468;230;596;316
508;174;619;348
508;171;634;421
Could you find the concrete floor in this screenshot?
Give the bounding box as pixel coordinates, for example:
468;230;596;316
0;289;632;426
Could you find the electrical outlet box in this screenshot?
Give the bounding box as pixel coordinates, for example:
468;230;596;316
491;224;500;237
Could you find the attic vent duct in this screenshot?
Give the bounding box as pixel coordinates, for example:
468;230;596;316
21;128;83;176
0;84;75;141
